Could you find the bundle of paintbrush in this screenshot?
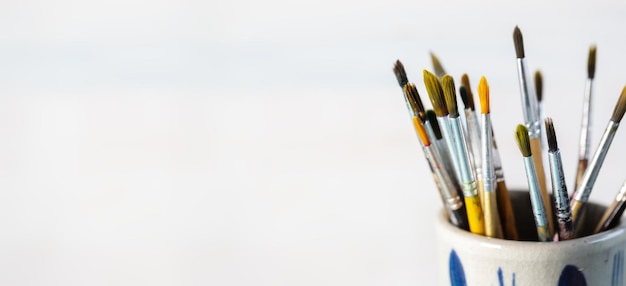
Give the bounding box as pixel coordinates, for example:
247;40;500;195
392;26;626;242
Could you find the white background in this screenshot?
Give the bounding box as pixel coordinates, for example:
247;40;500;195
1;0;626;285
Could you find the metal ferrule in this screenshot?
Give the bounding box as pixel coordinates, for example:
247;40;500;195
573;120;620;203
449;116;478;198
480;113;495;193
438;116;462;182
524;156;549;228
578;79;594;159
616;180;626;203
465;109;482;177
424;120;458;188
516;58;541;138
549;150;571;222
490;127;506;182
423;145;463;211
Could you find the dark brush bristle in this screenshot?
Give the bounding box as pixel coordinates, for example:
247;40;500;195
459;86;470;110
534;70;543;102
423;69;448;117
403;82;425;117
442;75;459;118
393;60;408;87
515;124;531;157
545;118;558;152
513;26;525;59
460;74;475;111
611;85;626;123
588;45;597;79
426;110;442;140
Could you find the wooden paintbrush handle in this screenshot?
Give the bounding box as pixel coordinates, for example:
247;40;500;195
496;181;519;240
530;137;555;236
483;191;503;238
574;159;588;191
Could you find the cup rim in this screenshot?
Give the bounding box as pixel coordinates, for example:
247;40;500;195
437;207;626;249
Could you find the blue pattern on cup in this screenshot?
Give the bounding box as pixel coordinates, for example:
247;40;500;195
449;250;466;286
558;264;586;286
613;250;624;286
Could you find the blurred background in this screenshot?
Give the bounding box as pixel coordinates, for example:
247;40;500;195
1;0;626;285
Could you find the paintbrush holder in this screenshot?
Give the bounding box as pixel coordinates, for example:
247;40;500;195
436;190;626;285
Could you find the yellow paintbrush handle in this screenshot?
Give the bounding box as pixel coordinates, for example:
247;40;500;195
464;195;485;235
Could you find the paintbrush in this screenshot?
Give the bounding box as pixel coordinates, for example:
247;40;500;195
426;109;461;194
460;75;482;183
545;118;574;240
513;26;554;234
594;179;626;234
424;70;485;235
515;125;552;242
571;86;626;223
413;112;469;230
491;127;519;240
430;52;447;78
477;76;504;238
574;46;597;191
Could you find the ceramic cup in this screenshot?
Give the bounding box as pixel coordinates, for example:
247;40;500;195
436;190;626;285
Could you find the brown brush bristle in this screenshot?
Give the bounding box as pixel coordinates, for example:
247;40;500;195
534;70;543;102
403;82;425;118
414;116;431;146
611;85;626;123
430;52;446;78
423;69;448;117
461;74;475;110
513;26;525;58
442;75;458;118
478;76;490;114
425;110;442;140
588;45;597;79
393;60;408;87
515;124;531;157
545;118;558;152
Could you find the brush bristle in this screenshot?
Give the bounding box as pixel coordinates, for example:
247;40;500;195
414;115;430;146
515;124;531;157
513;26;525;58
545;118;558;152
461;74;475;110
393;60;408;87
478;76;490;114
442;75;458;118
430;52;446;78
425;110;442;140
611;85;626;123
588;45;597;79
534;70;543;102
423;69;448;117
403;82;425;118
459;86;470;110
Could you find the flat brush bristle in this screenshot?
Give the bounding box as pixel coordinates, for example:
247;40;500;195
611;85;626;123
461;74;475;110
442;75;459;118
426;110;442;140
414;116;430;146
478;76;490;114
430;52;446;78
534;70;543;102
403;82;425;117
423;69;448;117
513;26;525;59
588;45;597;79
515;124;531;157
545;117;558;152
393;60;408;87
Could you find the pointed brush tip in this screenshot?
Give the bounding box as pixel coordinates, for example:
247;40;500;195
611;85;626;123
478;76;489;114
513;26;525;58
515;124;531;157
545;118;557;152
